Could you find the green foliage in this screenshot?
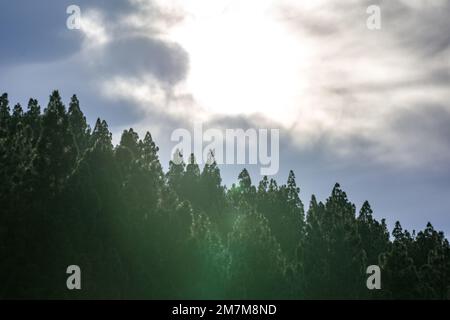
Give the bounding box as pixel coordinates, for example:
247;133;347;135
0;92;449;299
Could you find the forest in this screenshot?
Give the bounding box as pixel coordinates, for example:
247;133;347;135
0;91;449;299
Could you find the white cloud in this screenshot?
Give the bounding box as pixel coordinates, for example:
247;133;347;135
79;9;110;47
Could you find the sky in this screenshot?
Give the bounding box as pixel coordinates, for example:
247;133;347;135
0;0;449;235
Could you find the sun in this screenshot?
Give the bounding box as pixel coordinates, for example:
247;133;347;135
166;0;313;127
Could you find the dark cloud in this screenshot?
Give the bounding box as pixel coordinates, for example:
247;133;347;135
394;104;450;137
207;113;282;130
0;0;140;65
96;36;189;84
383;0;450;57
325;67;449;95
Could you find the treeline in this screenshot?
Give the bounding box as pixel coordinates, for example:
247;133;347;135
0;91;449;299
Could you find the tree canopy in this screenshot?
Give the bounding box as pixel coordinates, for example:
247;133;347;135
0;91;449;299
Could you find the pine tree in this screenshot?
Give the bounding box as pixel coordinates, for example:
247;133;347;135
357;201;390;266
0;93;11;139
200;151;226;224
167;149;185;197
32;91;76;195
91;118;113;150
68;95;89;155
1;90;450;299
180;153;201;207
24;98;41;146
382;222;420;298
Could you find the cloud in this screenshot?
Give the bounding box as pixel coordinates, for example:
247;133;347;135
271;0;450;169
96;36;188;83
1;0;448;170
3;0;448;170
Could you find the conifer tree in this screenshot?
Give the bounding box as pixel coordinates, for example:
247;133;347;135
68;95;89;155
1;91;449;299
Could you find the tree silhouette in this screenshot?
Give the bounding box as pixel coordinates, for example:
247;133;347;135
0;92;449;299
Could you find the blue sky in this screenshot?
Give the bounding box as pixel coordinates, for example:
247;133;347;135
0;0;449;235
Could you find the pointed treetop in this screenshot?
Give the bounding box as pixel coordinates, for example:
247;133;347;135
171;148;185;166
0;93;10;117
120;128;139;156
258;176;269;193
238;168;252;190
310;194;317;205
287;170;296;183
46;90;65;115
186;153;200;177
188;153;197;165
205;149;216;165
91;118;113;148
141;131;160;159
143;131;159;151
12;103;23;117
268;178;278;192
287;170;300;193
68;94;82;115
358;200;373;222
70;94;79;105
392;221;403;241
27;98;40;114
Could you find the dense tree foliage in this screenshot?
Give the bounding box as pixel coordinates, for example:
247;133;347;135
0;92;449;299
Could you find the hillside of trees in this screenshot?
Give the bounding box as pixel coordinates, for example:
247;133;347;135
0;91;449;299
